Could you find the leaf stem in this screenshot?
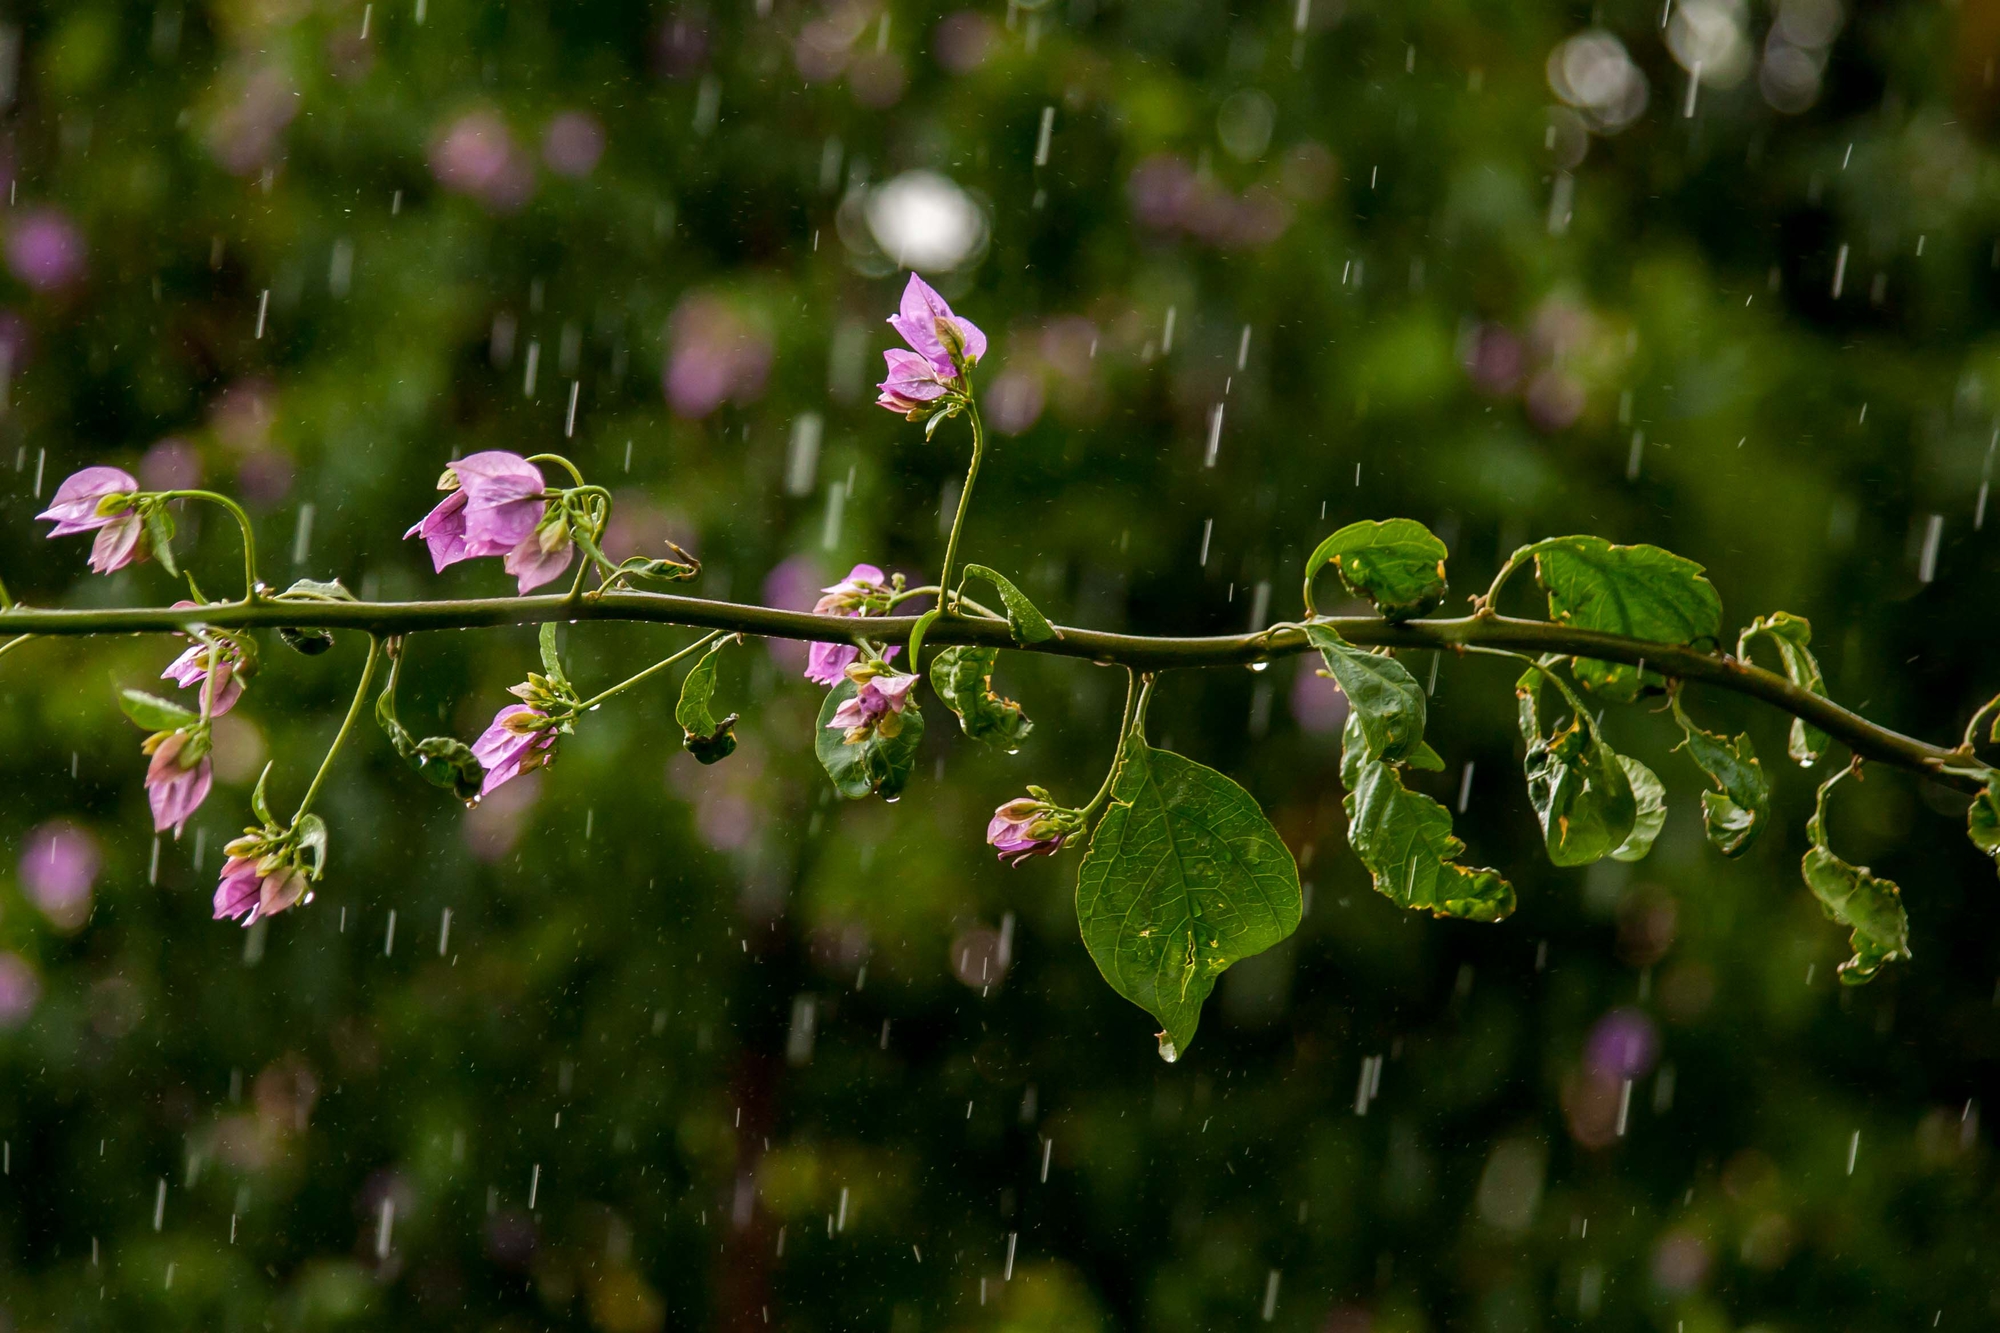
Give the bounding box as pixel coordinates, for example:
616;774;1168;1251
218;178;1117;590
292;633;383;824
936;397;986;619
1079;671;1140;822
527;453;587;487
571;631;723;712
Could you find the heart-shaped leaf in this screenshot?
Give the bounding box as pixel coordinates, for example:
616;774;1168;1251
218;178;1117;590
1527;536;1722;702
1075;732;1300;1061
675;638;739;765
1306;624;1426;766
1303;518;1448;620
929;645;1032;749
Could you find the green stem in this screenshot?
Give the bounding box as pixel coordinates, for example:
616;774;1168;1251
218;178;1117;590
1078;671;1140;822
936;399;986;619
1476;541;1544;616
571;631;723;712
0;633;32;661
160;490;261;602
527;453;587;487
292;634;383;823
888;584;1005;621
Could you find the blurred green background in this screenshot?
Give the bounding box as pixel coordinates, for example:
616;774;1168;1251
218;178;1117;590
3;0;2000;1328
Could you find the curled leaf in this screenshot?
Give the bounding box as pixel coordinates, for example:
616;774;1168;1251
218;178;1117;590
1344;755;1515;921
961;564;1058;643
1306;624;1426;766
375;659;484;801
145;505;179;578
277;626;335;655
675;638;739;765
1610;755;1667;863
929;645;1032;749
1528;536;1722;703
1303;518;1449;620
1969;786;1999;877
1738;611;1829;765
1517;664;1638;867
1802;770;1911;984
278;578;358;601
1672;695;1770;856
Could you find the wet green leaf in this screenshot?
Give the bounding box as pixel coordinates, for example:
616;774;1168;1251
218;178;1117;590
538;622;570;693
277;626;335;655
294;813;329;878
250;762;276;826
145;506;179;577
675;639;739;764
1076;731;1300;1060
1802;771;1911;984
961;564;1058;643
1672;696;1770;856
815;680;924;801
1306;624;1426;766
1738;611;1829;765
375;669;484;801
1344;757;1515;922
118;688;195;732
279;578;358;601
1611;755;1667;862
1517;665;1637;866
1303;518;1448;620
929;645;1032;749
1970;786;2000;877
1528;536;1722;702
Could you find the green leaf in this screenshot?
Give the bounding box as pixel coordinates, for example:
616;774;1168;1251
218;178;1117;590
675;639;739;765
1802;772;1911;984
294;814;329;879
145;506;179;578
1672;696;1770;856
1305;624;1426;766
375;672;484;801
1969;786;2000;877
118;688;196;732
1610;755;1666;863
1075;731;1301;1061
929;646;1032;749
538;622;571;692
905;606;942;666
1303;518;1449;620
814;680;925;801
961;565;1058;643
1344;757;1515;922
1738;611;1829;765
250;762;276;826
278;578;358;601
1516;665;1638;866
277;626;335;655
1528;536;1723;702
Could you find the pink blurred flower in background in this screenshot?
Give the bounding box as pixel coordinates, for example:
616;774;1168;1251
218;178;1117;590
464;771;542;862
1290;666;1349;736
663;293;772;418
21;820;99;932
430;110;535;212
206;65;298;175
0;953;40;1029
1125;155;1294;250
983;368;1045;436
6;209;87;293
542;112;606;178
652;13;710;78
1459;323;1525;396
1524;368;1586;432
1585;1007;1659;1080
140;438;202;492
933;11;997;73
762;555;824;673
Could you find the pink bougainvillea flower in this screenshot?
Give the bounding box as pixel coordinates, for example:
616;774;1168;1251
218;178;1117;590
212;855;263;924
21;819;99;930
875;348;955;418
826;665;919;743
405;452;551;573
501;519;576;594
806;563;898;685
144;731;213;838
37;466;138;536
162;642;245;716
986;797;1068;867
6;209;87;292
472;704;558;796
886;272;985;375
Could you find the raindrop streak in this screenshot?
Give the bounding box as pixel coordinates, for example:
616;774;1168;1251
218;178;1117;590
785;414;823;496
1626;431;1645;481
1199;519;1214;567
529;1164;541;1209
1033;106;1054;167
383;909;397;957
1005;1231;1017;1279
1236;323;1253;370
148;836;161;886
1040;1137;1053;1182
1204;403;1225;467
1918;514;1943;583
1616;1078;1633;1136
1847;1130;1861;1175
291;503;315;564
1262;1269;1282;1322
1162;306;1177;354
438;907;452;956
1682;61;1701;117
152;1179;166;1232
374;1198;394;1259
1456;761;1475;813
565;381;580;438
1832;244;1850;299
821;478;846;550
254;289;270;339
523;341;540;397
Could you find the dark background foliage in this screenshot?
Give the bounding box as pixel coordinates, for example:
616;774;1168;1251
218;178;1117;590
1;0;1999;1328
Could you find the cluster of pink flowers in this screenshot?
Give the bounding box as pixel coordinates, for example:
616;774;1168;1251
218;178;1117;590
212;842;309;925
825;660;920;744
404;451;572;594
1126;154;1294;250
804;563;899;686
429;109;610;212
473;704;561;797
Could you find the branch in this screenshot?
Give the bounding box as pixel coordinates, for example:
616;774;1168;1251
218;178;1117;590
0;592;1980;791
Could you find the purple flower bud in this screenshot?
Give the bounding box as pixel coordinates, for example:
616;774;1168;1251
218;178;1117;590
36;466;138;537
473;704;558;796
144;730;213;837
886;273;986;376
21;819;99;931
985;797;1067;866
6;209;87;293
